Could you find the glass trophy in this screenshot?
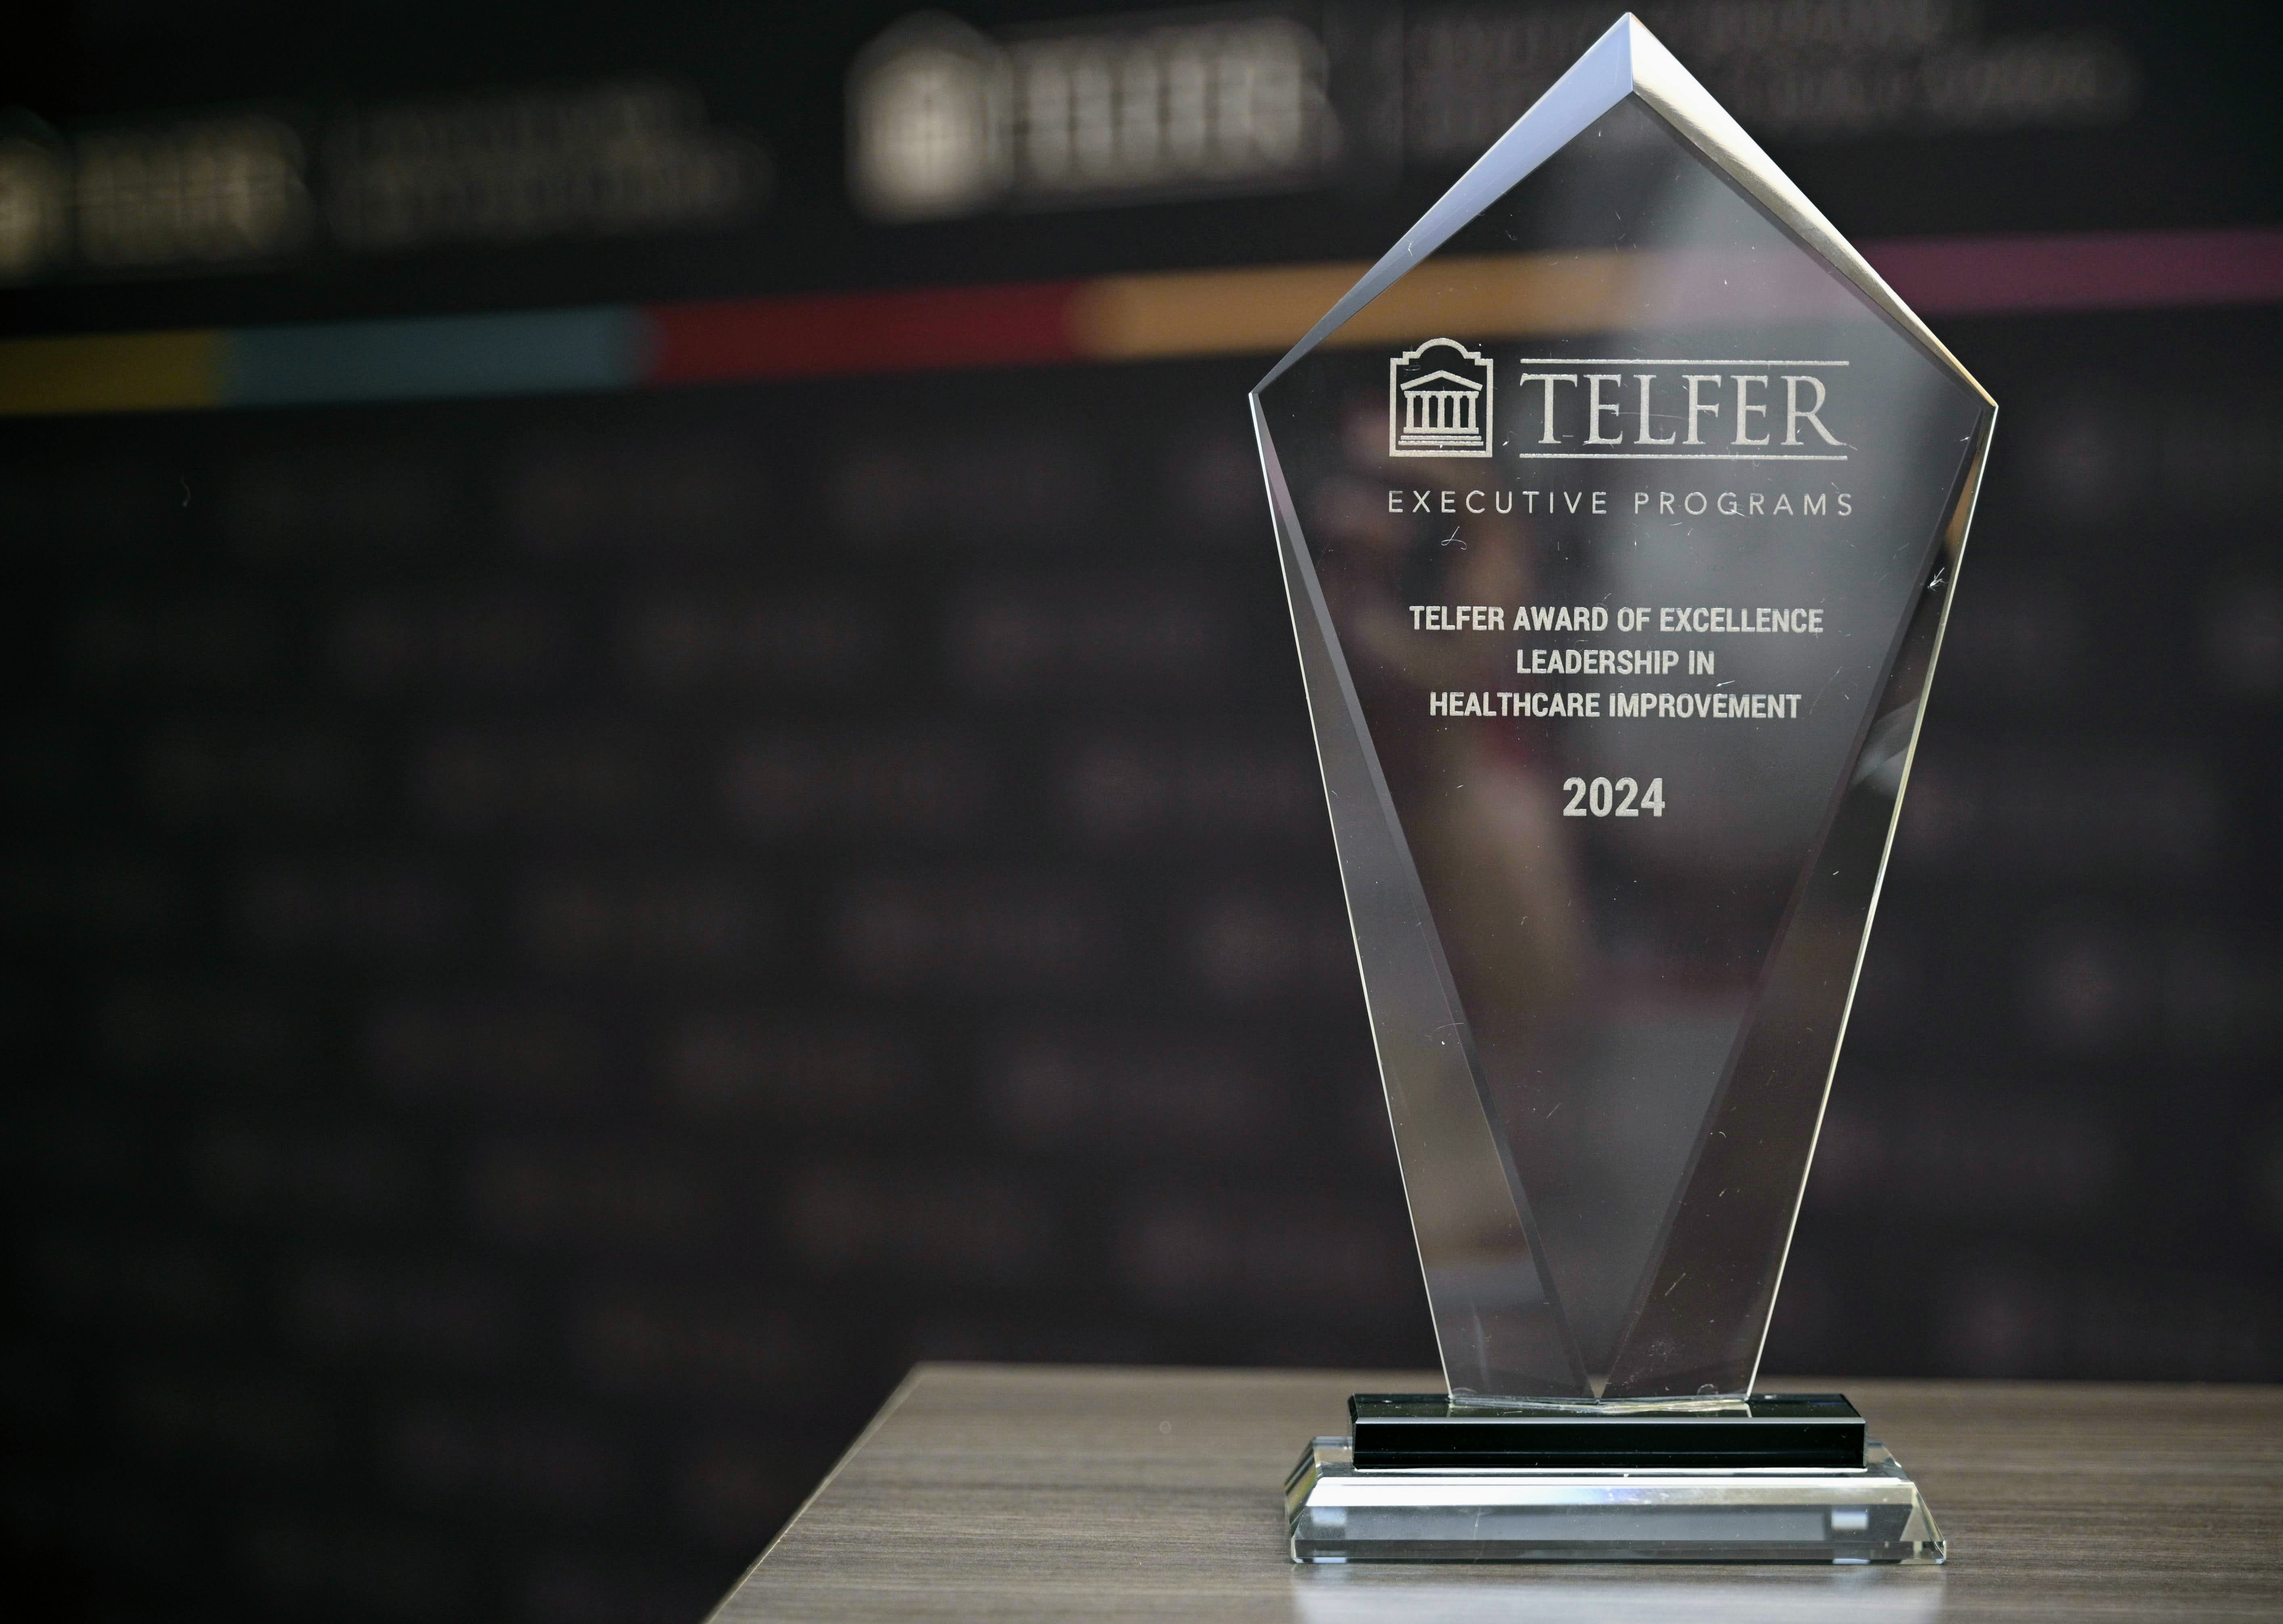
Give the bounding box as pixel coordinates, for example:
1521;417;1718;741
1257;15;1991;1564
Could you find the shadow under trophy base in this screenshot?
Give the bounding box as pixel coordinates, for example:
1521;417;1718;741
1254;15;1989;1565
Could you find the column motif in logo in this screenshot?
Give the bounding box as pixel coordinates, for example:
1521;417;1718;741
1389;337;1495;458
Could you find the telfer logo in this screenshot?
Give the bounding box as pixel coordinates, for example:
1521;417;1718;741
1512;359;1848;460
1389;338;1495;458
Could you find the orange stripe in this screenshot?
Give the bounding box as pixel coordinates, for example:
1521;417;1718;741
0;329;224;415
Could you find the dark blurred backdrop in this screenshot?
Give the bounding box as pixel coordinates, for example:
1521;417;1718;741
2;2;2279;1620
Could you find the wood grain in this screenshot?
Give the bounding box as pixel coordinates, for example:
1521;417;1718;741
708;1364;2283;1623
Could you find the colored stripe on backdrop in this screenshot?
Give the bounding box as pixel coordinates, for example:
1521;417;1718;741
650;282;1086;382
227;307;642;405
2;226;2278;417
0;328;225;413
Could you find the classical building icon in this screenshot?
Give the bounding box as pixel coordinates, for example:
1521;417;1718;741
1389;338;1494;457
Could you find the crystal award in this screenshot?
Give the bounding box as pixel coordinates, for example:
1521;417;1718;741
1259;15;1990;1564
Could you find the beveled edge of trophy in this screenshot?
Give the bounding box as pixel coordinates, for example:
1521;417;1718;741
1622;23;1996;413
1604;421;1991;1400
1717;408;1994;1394
1248;390;1592;1402
1253;19;1636;397
1252;13;1996;417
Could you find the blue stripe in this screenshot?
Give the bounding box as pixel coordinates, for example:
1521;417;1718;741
223;307;644;406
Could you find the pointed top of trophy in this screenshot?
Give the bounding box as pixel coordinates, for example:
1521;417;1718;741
1261;13;1989;413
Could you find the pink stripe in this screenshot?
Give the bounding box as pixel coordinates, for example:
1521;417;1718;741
1867;227;2283;316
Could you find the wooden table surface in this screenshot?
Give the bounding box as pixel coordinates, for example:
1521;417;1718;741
708;1363;2283;1623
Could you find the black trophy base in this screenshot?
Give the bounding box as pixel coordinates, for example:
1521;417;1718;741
1287;1393;1943;1565
1350;1392;1867;1470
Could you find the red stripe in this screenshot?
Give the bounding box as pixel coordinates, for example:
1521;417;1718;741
647;280;1084;383
1868;227;2283;316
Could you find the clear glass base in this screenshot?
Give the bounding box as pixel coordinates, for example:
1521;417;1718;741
1286;1438;1945;1564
